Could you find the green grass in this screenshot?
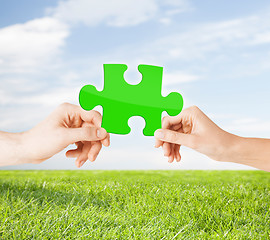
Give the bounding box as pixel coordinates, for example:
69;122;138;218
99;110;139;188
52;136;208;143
0;170;269;239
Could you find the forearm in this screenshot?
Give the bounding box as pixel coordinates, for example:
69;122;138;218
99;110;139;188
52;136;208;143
0;131;25;166
228;136;270;171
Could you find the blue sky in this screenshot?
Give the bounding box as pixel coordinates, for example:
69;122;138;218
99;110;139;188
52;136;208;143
1;0;270;170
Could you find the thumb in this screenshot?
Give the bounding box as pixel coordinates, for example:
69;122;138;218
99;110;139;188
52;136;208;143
154;129;197;149
65;126;107;143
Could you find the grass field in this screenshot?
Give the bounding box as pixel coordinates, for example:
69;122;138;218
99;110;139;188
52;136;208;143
0;170;269;239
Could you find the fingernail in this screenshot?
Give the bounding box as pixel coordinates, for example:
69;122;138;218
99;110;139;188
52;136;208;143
97;129;101;138
92;155;97;162
104;139;110;147
89;155;94;162
79;161;84;168
154;130;164;139
154;143;160;148
97;128;106;138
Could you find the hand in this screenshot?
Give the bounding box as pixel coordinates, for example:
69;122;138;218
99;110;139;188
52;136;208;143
154;106;236;163
21;103;110;168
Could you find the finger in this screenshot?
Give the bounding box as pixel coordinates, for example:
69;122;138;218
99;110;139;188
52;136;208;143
172;123;182;131
75;142;91;168
81;109;102;128
72;104;103;127
156;117;168;148
162;116;182;129
168;154;174;163
163;142;171;157
75;154;88;168
66;142;83;158
155;133;163;148
57;103;101;126
65;127;107;144
174;144;181;162
88;141;102;162
101;133;110;147
154;129;197;149
66;148;81;158
168;143;175;163
81;121;110;147
155;138;163;148
155;118;182;148
89;111;103;128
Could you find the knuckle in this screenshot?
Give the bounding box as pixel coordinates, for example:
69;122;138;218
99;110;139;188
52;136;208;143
87;127;98;139
84;128;92;139
90;110;102;118
162;116;169;126
59;102;71;109
190;105;199;112
58;102;73;114
90;110;102;127
183;105;200;116
167;131;178;143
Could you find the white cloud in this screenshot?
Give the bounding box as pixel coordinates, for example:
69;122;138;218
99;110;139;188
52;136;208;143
20;86;80;106
0;82;81;131
147;13;270;62
0;17;69;73
206;114;270;138
224;118;270;137
159;18;172;25
163;0;190;8
163;72;200;86
0;83;80;107
0;0;190;74
48;0;190;27
251;32;270;45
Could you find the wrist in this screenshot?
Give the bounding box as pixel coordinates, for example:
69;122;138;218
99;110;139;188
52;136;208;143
11;132;27;165
223;134;244;163
222;134;263;167
227;137;270;171
0;131;26;166
214;131;242;163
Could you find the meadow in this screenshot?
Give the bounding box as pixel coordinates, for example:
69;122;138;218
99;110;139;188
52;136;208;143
0;170;269;239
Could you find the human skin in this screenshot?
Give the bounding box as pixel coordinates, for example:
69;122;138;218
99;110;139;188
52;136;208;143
154;106;270;172
0;103;110;168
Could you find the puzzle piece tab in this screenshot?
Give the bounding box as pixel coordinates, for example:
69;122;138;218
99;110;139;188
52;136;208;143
79;64;183;136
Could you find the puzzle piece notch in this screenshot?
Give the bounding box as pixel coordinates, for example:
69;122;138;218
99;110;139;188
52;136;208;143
79;64;184;136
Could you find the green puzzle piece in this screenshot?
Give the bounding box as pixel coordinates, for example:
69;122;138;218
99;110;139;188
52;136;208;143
79;64;183;136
